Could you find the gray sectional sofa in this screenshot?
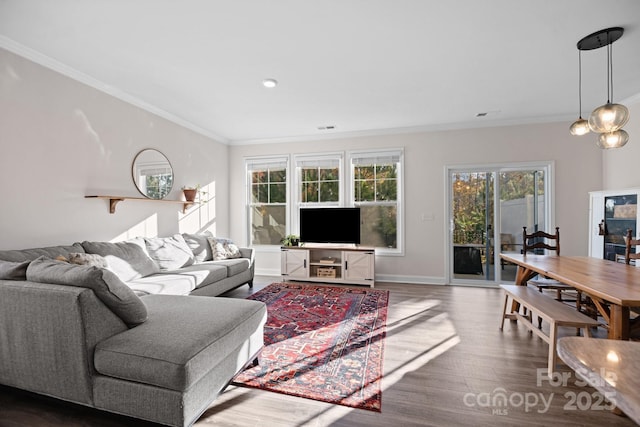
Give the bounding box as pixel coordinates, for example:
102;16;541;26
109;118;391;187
0;233;265;426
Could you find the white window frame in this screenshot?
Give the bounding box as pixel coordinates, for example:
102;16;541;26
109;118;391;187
292;152;344;233
245;155;290;248
347;148;404;255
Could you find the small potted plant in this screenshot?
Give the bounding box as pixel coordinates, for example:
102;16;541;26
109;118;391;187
182;186;198;202
281;234;300;247
182;185;208;203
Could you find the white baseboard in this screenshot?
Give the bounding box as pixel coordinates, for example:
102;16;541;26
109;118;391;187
255;268;282;278
374;274;446;285
255;270;447;286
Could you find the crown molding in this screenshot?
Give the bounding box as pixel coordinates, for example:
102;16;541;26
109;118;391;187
0;36;229;145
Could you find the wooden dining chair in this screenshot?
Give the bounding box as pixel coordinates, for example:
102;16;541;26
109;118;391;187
522;227;579;327
522;226;574;300
522;227;560;257
624;228;640;265
623;229;640;336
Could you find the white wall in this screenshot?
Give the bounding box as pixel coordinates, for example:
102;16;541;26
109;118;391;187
229;122;603;283
601;99;640;190
0;48;229;250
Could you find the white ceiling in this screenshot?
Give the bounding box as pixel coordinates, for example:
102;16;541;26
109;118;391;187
2;0;640;144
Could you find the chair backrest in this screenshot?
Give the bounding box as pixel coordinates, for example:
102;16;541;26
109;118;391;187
624;228;640;264
522;227;560;255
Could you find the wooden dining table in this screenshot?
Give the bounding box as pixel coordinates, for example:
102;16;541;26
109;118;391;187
500;253;640;340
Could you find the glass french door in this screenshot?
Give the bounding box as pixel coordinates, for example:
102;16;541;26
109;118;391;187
447;164;550;285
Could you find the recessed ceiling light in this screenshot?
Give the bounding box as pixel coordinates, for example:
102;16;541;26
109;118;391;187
262;78;278;88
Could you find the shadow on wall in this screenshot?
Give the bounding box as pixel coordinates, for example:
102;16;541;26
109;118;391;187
112;213;159;242
108;180;218;242
179;181;217;235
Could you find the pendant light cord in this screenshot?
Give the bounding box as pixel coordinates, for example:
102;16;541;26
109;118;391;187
578;50;583;118
606;38;611;103
609;38;614;103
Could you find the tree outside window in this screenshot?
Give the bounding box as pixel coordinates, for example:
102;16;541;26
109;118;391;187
300;165;340;203
143;172;173;199
247;159;287;245
351;152;401;250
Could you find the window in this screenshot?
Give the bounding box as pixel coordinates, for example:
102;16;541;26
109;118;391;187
349;150;403;252
246;157;288;246
297;156;341;204
293;154;343;238
245;151;403;252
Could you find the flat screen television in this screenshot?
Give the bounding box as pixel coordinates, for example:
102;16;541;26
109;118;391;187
299;207;361;245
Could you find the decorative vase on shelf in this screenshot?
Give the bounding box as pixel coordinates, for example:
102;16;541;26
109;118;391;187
183;188;197;202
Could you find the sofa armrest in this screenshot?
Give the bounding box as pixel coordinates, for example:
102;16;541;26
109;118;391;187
239;247;254;267
0;280;128;405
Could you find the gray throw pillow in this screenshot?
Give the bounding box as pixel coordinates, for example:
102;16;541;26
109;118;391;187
26;257;147;327
0;243;85;263
81;238;159;282
144;234;195;271
0;260;30;280
182;231;214;263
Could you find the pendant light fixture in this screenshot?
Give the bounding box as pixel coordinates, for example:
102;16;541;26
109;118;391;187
597;129;629;149
588;36;629;133
572;27;630;148
569;50;590;136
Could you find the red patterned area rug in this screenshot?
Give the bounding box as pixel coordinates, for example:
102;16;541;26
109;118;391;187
232;282;389;412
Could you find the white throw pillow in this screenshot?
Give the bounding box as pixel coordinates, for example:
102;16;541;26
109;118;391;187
182;231;214;263
144;234;196;271
207;237;242;261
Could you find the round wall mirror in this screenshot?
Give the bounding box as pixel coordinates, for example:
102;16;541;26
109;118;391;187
132;149;174;199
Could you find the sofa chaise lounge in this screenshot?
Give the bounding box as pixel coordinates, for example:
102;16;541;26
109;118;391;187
0;233;265;426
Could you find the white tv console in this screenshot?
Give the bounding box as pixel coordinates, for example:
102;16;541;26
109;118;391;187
280;245;375;287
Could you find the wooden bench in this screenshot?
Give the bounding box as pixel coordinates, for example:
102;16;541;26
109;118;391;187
499;284;600;375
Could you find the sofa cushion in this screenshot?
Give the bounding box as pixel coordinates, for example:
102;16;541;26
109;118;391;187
125;274;196;296
94;295;267;391
204;258;250;277
125;264;228;296
26;257;148;326
207;237;241;261
161;263;228;288
81;238;159;281
0;260;29;280
182;231;213;263
144;234;195;271
0;243;85;262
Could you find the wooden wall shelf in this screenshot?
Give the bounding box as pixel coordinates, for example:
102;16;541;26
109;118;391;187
85;195;195;214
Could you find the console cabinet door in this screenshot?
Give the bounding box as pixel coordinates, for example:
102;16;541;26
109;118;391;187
281;249;309;279
344;251;374;282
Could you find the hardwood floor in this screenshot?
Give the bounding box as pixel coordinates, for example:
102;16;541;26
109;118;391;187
0;278;634;427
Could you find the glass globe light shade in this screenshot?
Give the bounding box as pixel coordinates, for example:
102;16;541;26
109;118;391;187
589;103;630;133
596;129;629;149
569;118;590;136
